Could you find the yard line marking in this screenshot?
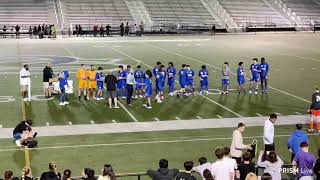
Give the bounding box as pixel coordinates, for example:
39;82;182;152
0;133;314;152
118;101;138;122
275;112;283;116
46;122;50;126
90;120;95;124
256;113;263;117
146;43;311;103
112;120;117;123
68;121;72;125
295;112;302;115
108;44;242;117
154;118;160;121
196;116;202;119
175;117;181;120
217;115;223;118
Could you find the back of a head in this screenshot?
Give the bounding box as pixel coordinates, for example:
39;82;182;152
4;170;13;180
300;141;309;148
102;164;115;180
296;123;303;130
267;152;278;163
203;169;214;180
183;161;194;171
198;157;207;165
63;169;71;179
245;172;258;180
159;159;168;169
223;147;230;156
261;173;272;180
215;147;225;160
242;152;252;162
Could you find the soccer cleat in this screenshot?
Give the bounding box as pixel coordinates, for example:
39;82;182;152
87;97;90;100
84;97;88;100
139;95;143;98
157;99;162;103
200;91;203;95
142;104;147;107
59;102;65;106
254;91;258;95
78;96;81;101
23;97;28;102
248;90;252;94
109;106;112;109
64;102;70;105
135;95;138;99
206;91;209;95
161;96;164;100
93;97;96;100
146;106;152;109
307;129;314;132
114;106;120;109
15;140;22;147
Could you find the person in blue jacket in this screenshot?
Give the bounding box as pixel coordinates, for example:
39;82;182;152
288;123;309;160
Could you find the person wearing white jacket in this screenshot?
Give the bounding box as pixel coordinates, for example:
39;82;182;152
264;114;277;154
230;123;252;164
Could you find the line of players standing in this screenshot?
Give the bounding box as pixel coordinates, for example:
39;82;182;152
73;58;269;109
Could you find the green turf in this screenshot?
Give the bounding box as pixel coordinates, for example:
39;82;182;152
0;125;319;177
0;34;319;127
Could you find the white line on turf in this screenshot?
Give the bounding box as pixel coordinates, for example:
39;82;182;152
295;112;302;115
146;44;311;103
175;117;181;120
275;112;283;116
68;121;72;125
112;120;117;123
196;116;202;119
154;118;160;121
0;133;313;152
256;113;263;117
118;101;138;122
108;44;243;117
217;115;223;118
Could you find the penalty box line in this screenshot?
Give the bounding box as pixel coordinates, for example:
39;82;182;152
0;133;316;152
145;43;311;104
106;43;242;117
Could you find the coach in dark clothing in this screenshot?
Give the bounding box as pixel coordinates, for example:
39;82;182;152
147;159;179;180
120;23;124;36
176;161;196;180
105;72;119;108
43;63;54;98
106;24;111;36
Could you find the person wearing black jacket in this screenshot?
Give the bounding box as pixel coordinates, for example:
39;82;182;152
13;119;33;147
40;162;61;180
106;24;111;37
43;63;54;98
120;23;124;36
147;159;179;180
176;161;196;180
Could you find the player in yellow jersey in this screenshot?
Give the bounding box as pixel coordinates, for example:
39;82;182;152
87;65;97;100
77;64;88;101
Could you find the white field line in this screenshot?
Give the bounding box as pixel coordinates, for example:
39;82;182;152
145;43;311;103
108;45;242;117
175;117;181;120
256;113;263;117
196;116;202;119
112;120;117;123
295;112;302;115
275;112;283;116
154;118;160;121
118;101;138;122
0;133;314;152
217;115;223;118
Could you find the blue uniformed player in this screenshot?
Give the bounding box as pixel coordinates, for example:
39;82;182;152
134;65;145;98
249;58;261;95
237;62;246;94
117;65;127;98
221;62;230;95
199;65;209;95
143;70;153;109
185;64;195;96
167;62;176;96
155;65;166;103
96;67;105;100
153;61;162;95
260;57;269;93
177;64;187;97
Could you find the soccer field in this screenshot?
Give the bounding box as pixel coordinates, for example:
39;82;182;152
0;33;319;127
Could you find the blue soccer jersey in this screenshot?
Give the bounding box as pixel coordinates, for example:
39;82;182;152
153;66;159;76
167;66;176;79
156;71;166;91
117;70;127;89
134;70;145;89
96;72;104;89
179;69;187;88
199;69;209;91
186;69;195;86
144;77;152;97
250;63;261;82
237;67;245;84
260;63;269;79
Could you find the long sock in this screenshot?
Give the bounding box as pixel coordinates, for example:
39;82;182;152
310;119;314;130
317;117;320;131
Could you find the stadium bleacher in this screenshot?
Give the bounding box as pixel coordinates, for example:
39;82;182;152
282;0;320;24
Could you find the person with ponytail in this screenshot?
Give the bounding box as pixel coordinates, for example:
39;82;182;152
98;164;116;180
21;167;33;180
40;161;61;180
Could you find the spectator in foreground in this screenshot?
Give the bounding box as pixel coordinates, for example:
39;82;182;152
98;164;116;180
146;159;179;180
244;172;258;180
263;114;277;159
192;157;211;180
223;147;237;177
82;168;96;180
203;169;213;180
176;161;196;180
211;147;234;180
62;169;71;180
21;167;33;180
292;142;316;179
288;123;308;160
230;123;252;164
40;162;61;180
260;173;272;180
257;150;283;180
4;170;13;180
105;71;119;109
313;150;320;180
236;152;256;180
